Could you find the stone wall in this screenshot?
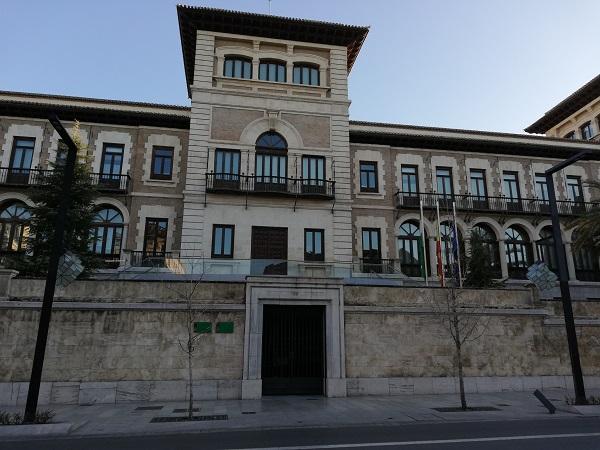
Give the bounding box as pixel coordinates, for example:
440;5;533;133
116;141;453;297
343;285;600;395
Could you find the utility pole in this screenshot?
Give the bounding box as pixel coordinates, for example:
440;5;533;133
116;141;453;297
23;115;79;423
545;150;590;405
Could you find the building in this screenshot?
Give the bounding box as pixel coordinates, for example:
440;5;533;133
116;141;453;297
0;5;599;403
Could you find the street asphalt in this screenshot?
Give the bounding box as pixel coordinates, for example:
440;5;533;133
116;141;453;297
2;417;599;450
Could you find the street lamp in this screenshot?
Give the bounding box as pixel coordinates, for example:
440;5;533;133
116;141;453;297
545;150;591;405
23;115;79;423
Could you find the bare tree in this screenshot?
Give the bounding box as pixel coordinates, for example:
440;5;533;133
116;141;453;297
429;286;491;410
165;258;205;420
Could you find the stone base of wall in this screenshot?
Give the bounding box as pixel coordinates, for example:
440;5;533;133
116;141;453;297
346;376;600;396
0;380;242;407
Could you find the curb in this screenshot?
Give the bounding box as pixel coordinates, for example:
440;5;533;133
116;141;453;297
0;422;72;438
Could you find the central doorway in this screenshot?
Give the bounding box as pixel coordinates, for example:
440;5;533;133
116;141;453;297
261;305;325;395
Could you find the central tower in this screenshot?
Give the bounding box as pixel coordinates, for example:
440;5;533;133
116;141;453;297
177;5;368;268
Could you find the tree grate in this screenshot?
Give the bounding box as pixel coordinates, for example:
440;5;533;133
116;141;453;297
151;415;228;423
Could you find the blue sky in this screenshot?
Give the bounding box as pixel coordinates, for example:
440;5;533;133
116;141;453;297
1;0;599;133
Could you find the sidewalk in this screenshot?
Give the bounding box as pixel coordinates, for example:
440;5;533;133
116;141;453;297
2;390;599;439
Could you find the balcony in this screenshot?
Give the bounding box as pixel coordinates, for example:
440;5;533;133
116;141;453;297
0;167;50;186
395;191;597;217
206;173;335;200
89;173;130;193
0;167;130;193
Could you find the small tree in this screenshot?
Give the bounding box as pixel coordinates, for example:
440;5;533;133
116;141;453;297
464;231;500;288
22;121;99;275
429;287;491;410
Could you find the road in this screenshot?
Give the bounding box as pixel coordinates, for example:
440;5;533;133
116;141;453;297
1;417;599;449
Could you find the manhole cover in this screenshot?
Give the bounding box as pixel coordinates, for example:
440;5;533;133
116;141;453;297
135;406;163;411
151;415;228;423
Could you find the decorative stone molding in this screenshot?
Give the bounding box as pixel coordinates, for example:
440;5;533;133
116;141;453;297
92;130;133;175
134;205;177;252
142;134;182;186
0;123;44;169
353;149;386;200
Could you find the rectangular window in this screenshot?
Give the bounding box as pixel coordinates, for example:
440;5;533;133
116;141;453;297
212;224;234;258
359;161;378;192
563;131;575;139
143;218;168;256
214;149;241;183
9;137;35;170
259;61;286;82
256;153;287;189
502;171;522;211
362;228;381;261
304;228;324;261
580;122;593;140
100;143;124;177
535;173;549;201
436;167;453;198
401;165;419;195
224;57;252;79
469;169;487;198
150;146;173;180
566;175;583;202
302;155;325;193
293;65;319;86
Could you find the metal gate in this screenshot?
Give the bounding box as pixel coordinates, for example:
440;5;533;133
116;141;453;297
261;305;325;395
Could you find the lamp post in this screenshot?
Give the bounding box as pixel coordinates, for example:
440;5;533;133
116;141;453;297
545;150;590;405
23;115;79;423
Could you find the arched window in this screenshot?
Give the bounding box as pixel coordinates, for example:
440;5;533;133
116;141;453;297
259;59;286;82
0;202;31;253
440;221;464;278
397;220;428;277
90;207;124;259
537;226;558;273
572;231;600;282
505;225;533;279
255;132;288;191
293;63;320;86
223;56;252;79
471;223;501;277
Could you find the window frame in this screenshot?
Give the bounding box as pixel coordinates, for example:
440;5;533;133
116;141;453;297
401;164;419;195
90;207;124;257
502;171;521;200
436;166;454;198
150;146;174;180
534;173;549;201
9;137;35;171
100;143;124;177
143;217;168;256
293;63;320;86
359;161;378;193
211;224;235;259
258;59;286;83
214;149;241;177
469;169;487;199
563;131;576;139
580;121;593;140
361;228;382;260
304;228;325;262
223;56;252;79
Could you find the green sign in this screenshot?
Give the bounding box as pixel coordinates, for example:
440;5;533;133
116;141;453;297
193;322;212;334
216;322;234;333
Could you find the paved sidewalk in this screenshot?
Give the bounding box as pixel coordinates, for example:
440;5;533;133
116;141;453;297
2;389;599;438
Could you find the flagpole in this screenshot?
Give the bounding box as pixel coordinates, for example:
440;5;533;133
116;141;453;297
419;199;428;286
436;200;444;287
452;201;463;288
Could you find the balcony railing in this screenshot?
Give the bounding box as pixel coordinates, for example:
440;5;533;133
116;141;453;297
0;167;130;193
0;168;50;186
395;191;597;216
89;173;130;193
357;258;399;275
129;251;180;268
206;173;335;199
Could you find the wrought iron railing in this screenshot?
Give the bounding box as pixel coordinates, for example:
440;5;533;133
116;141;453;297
358;258;398;275
0;167;50;186
206;173;335;198
395;191;597;216
0;167;130;192
89;173;130;192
